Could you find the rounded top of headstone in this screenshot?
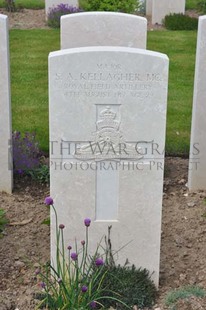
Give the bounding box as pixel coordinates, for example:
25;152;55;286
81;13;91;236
0;14;8;20
50;46;169;62
61;11;147;22
199;15;206;21
61;12;147;49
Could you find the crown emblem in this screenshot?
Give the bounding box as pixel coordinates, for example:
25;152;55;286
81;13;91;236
96;106;120;131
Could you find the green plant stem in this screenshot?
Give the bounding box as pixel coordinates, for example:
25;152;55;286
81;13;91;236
75;259;79;305
83;227;89;275
51;204;61;276
61;229;65;279
67;250;72;288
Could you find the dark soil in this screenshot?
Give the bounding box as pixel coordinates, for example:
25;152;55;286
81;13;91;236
1;158;206;309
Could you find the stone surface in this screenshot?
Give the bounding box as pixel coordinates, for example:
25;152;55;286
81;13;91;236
0;14;12;193
152;0;185;24
49;46;169;286
61;12;147;49
189;16;206;190
146;0;152;16
45;0;79;18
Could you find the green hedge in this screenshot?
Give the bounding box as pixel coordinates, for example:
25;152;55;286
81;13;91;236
79;0;139;13
164;14;198;30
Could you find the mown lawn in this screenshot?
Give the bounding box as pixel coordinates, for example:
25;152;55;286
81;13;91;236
186;0;200;10
10;29;197;154
0;0;44;9
148;30;197;155
10;29;59;152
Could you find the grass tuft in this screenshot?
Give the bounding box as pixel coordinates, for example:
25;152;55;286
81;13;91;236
0;209;8;238
0;0;44;9
165;286;206;306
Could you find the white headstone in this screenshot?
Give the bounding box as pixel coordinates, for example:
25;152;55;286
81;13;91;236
146;0;152;16
0;14;12;193
189;16;206;190
49;46;169;286
152;0;185;24
46;0;79;19
61;12;147;49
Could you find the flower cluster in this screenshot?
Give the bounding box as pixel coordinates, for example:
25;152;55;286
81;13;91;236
44;196;53;205
12;131;41;175
36;197;155;309
47;4;83;28
36;197;107;309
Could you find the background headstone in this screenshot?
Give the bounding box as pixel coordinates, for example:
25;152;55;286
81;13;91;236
152;0;185;24
0;14;12;193
146;0;152;16
45;0;79;18
189;16;206;190
49;46;169;286
61;12;147;49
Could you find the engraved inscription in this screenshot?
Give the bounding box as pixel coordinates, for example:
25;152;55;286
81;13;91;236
54;63;163;99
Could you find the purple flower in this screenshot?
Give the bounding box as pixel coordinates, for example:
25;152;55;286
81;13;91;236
12;131;41;173
90;301;97;308
40;282;46;289
59;224;65;229
57;278;62;284
47;4;83;28
14;131;20;138
67;245;72;250
71;252;78;261
35;268;40;275
84;218;91;227
81;285;88;293
81;240;85;246
44;197;53;205
95;258;104;267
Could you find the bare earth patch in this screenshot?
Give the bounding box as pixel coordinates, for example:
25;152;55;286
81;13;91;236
0;8;48;29
0;158;206;309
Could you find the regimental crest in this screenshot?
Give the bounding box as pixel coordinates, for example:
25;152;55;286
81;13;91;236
74;105;143;161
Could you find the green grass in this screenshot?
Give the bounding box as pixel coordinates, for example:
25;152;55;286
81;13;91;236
165;286;206;307
0;208;8;238
0;0;199;10
0;0;44;9
10;29;60;152
10;29;197;155
186;0;199;10
148;30;197;155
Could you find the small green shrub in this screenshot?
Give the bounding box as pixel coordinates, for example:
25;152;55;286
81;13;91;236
101;265;157;309
0;209;8;238
138;0;146;14
28;164;50;184
79;0;139;13
164;13;198;30
4;0;15;11
165;286;206;307
198;0;206;13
